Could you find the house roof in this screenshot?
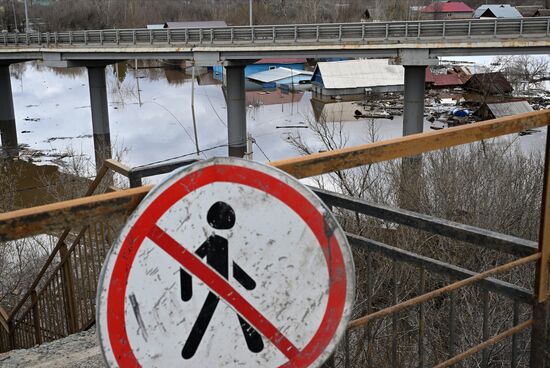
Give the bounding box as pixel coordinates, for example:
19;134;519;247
516;5;542;17
425;68;435;84
422;2;474;13
464;72;513;95
473;5;522;18
255;58;307;65
315;59;405;89
433;73;464;87
536;9;550;16
486;101;533;118
247;67;313;83
164;21;227;29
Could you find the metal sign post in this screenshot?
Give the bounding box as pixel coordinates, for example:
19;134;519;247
97;157;355;367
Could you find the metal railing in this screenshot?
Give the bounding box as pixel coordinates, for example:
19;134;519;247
0;158;200;352
314;187;543;367
1;18;550;48
0;110;549;366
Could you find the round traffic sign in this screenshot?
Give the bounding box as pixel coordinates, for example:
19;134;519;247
97;157;355;367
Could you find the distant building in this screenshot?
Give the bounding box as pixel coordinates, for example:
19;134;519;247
516;5;542;17
361;9;371;22
213;59;307;83
421;1;474;20
247;68;313;89
535;9;550;17
433;73;464;88
312;59;405;97
475;101;533;120
426;66;472;89
473;5;522;19
164;21;227;29
464;72;513;96
147;24;164;30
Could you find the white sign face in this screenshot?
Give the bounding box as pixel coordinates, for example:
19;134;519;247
97;157;355;368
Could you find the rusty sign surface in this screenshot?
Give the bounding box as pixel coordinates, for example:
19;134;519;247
96;157;355;367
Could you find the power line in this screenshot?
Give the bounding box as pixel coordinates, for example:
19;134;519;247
131;144;229;169
253;140;271;162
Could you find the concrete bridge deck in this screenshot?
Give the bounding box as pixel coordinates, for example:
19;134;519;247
1;18;550;164
0;18;550;64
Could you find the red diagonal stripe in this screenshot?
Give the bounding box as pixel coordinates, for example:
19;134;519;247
147;224;300;360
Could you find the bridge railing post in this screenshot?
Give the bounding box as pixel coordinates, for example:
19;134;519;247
59;242;79;334
7;319;15;350
520;19;524;37
530;127;550;368
30;290;42;345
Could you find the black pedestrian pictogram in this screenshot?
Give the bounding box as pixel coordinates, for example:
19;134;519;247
180;201;264;359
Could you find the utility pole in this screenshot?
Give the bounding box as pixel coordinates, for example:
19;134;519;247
191;64;200;156
249;0;253;26
24;0;29;32
11;0;17;31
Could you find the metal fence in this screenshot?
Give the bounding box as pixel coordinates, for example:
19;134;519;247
1;18;550;47
0;111;549;366
314;187;545;367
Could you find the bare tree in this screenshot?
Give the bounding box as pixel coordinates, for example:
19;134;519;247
495;55;549;95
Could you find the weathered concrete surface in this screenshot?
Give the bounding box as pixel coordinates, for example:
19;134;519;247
0;330;105;368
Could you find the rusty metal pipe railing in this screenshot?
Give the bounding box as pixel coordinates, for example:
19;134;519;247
347;253;541;330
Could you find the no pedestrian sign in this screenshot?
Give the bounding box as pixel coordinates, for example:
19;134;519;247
97;157;355;367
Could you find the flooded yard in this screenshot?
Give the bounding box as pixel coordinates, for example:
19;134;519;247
2;57;548;196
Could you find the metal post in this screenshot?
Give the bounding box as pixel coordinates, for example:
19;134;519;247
59;242;78;334
23;0;29;33
400;65;426;210
0;64;18;153
30;290;42;345
191;65;200;156
226;65;247;158
7;320;15;350
249;0;253;26
530;127;550;368
403;65;425;136
87;65;112;169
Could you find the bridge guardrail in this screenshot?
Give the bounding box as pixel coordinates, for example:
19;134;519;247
1;18;550;47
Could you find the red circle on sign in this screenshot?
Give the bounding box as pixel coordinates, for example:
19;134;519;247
105;163;348;367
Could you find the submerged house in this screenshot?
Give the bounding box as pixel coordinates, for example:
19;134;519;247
247;68;313;89
473;5;522;18
213;58;307;82
312;59;405;97
464;72;513;96
475;101;533;120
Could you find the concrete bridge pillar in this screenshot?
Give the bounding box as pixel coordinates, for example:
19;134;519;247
87;65;112;168
225;64;247;158
0;64;18;153
391;50;438;136
391;51;438;210
403;66;427;136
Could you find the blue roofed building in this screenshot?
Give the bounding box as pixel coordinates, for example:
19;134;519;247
213;58;307;83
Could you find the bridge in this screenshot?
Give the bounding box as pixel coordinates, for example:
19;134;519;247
1;18;550;159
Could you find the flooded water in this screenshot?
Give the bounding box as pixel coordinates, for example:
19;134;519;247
4;57;548;188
